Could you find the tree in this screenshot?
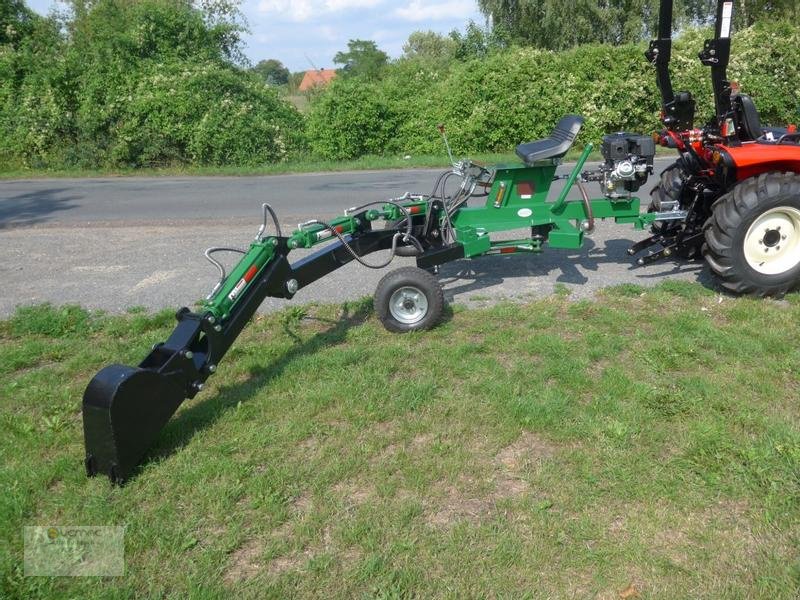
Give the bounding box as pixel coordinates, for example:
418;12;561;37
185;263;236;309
0;0;38;46
449;20;507;60
333;39;388;80
402;30;457;62
479;0;800;51
253;58;289;85
478;0;657;50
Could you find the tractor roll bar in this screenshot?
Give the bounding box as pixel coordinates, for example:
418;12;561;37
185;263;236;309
645;0;695;131
699;1;735;131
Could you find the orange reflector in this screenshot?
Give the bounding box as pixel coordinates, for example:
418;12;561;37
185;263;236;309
500;247;516;254
409;206;421;214
243;265;259;283
335;225;344;234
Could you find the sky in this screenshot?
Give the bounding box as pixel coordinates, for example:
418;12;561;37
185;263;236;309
25;0;484;72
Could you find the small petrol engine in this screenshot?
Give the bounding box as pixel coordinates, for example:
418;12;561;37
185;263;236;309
590;133;656;199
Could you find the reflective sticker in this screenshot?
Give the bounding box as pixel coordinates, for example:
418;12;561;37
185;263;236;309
517;181;535;199
720;2;733;38
227;277;248;302
517;208;533;218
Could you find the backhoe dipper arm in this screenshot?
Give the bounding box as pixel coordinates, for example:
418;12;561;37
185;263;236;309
82;211;403;484
645;0;695;131
699;0;734;132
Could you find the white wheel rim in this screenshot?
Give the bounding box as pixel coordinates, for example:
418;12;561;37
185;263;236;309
389;286;428;324
743;206;800;275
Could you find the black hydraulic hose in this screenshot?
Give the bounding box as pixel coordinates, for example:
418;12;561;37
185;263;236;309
306;221;403;269
576;180;595;233
204;247;247;298
305;200;423;270
263;203;282;238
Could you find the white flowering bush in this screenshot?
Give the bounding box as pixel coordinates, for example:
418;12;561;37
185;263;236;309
0;0;305;169
308;21;800;160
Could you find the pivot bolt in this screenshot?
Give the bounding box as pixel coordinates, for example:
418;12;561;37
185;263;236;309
206;315;216;325
207;364;217;373
272;238;279;246
214;324;222;332
286;279;299;294
184;351;194;360
193;382;205;392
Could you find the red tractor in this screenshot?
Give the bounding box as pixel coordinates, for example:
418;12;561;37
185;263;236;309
641;0;800;295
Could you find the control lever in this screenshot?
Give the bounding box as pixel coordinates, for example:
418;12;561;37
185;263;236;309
437;123;457;167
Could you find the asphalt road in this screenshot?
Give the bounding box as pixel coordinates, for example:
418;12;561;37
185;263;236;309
0;158;712;317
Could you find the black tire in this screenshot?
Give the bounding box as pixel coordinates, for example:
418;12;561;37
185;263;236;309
384;219;422;257
374;267;444;333
703;172;800;296
648;162;686;234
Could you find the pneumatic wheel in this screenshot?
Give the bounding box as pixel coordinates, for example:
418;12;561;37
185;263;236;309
704;172;800;296
648;162;699;258
648;162;686;227
374;267;444;333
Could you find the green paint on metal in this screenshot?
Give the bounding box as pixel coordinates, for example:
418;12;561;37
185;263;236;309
382;202;427;222
287;215;359;249
452;197;641;234
204;239;276;320
489;239;543;253
548;225;584;249
458;227;492;257
485;161;557;210
551;143;594;215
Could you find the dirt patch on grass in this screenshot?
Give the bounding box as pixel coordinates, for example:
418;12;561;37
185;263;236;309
267;553;305;576
223;538;263;584
426;483;494;527
291;490;312;514
495;431;557;471
426;431;561;527
369;430;432;466
603;498;761;581
332;479;373;507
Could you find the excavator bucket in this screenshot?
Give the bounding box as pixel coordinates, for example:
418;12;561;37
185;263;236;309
82;365;186;484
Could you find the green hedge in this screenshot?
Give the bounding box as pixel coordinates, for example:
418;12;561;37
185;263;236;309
3;6;799;170
307;22;800;160
0;0;305;169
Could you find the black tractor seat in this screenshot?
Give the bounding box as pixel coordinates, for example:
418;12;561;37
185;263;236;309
516;115;585;164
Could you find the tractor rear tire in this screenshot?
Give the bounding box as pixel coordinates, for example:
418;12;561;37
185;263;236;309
648;162;686;221
374;267;444;333
648;162;700;258
703;172;800;296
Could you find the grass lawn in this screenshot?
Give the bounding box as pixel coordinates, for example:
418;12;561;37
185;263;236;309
1;282;799;598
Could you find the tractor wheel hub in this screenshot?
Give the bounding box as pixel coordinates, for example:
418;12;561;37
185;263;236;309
744;207;800;275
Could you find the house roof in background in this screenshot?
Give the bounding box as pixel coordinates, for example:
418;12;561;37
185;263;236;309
298;69;337;92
